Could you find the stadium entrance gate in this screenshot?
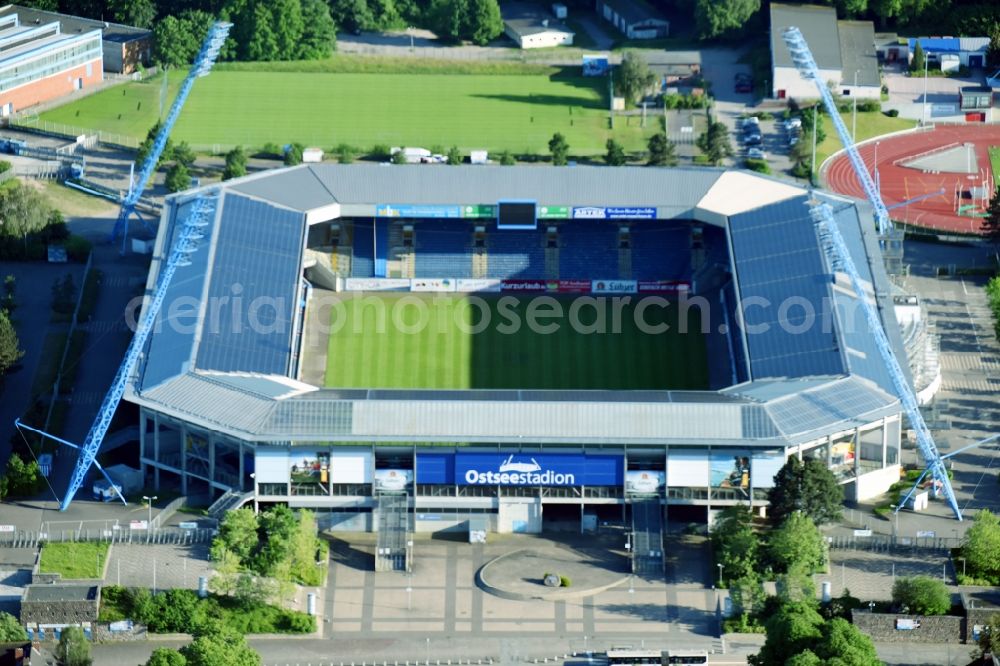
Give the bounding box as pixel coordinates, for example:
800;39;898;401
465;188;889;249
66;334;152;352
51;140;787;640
375;491;412;572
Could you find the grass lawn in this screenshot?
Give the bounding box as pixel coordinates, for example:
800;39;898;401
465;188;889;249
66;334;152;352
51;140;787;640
816;110;917;169
29;331;68;399
989;146;1000;185
324;293;708;390
39;67;656;155
38;181;117;218
39;542;109;579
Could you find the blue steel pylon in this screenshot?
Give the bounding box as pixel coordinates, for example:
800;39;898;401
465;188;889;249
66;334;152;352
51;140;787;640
109;22;231;254
783;26;966;520
17;194;218;510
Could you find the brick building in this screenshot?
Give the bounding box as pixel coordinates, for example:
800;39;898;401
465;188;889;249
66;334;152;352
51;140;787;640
0;12;102;117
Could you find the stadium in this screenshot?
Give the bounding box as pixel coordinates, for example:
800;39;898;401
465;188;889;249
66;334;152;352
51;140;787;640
126;164;912;560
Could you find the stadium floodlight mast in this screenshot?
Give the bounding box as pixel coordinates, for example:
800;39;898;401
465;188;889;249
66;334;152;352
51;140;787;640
784;26;999;521
109;21;231;254
16;194;219;511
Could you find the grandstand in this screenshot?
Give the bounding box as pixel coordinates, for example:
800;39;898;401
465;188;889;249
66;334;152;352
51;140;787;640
127;164;914;552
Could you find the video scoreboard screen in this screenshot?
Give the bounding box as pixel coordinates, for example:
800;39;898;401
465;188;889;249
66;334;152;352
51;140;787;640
497;201;537;229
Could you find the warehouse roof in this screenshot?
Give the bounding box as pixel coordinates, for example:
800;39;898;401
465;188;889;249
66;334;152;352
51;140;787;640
771;3;841;70
502;3;574;39
839;21;880;88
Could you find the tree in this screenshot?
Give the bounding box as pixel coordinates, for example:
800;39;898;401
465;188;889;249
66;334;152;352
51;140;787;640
548;132;569;166
813;617;881;665
497;150;516;166
962;509;1000;583
465;0;503;45
152;11;214;68
429;0;469;42
254;505;298;574
694;0;760;39
180;626;260;666
165;163;191;193
0;310;24;377
711;505;758;585
209;546;241;596
751;600;825;666
911;40;926;73
616;52;655;106
172;142;197;169
391;150;408;164
776;564;817;603
289;509;321;580
222;147;248;181
107;0;157;28
767;457;844;527
56;625;91;666
330;0;375;33
135;122;174;168
284;143;305;166
729;574;764;617
299;0;337;59
271;0;306;61
767;512;825;574
696;120;733;166
646;132;677;167
605;139;627;166
335;144;355;164
213;507;259;564
0;611;27;642
0;182;52;241
145;648;187;666
989;24;1000;69
982;186;1000;252
447;146;463;165
974;612;1000;660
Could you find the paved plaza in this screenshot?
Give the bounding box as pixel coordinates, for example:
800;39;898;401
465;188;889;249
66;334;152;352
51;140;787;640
322;533;720;653
104;543;212;591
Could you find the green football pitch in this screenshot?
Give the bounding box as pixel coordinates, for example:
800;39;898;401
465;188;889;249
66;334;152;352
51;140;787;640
323;294;709;390
37;68;658;155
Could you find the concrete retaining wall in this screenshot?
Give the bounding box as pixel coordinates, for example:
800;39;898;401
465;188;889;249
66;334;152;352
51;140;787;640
851;610;964;643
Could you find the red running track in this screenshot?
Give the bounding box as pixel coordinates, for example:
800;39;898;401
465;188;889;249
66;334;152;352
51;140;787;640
823;124;1000;234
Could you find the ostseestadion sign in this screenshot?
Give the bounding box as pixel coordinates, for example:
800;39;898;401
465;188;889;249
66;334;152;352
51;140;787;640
453;453;622;487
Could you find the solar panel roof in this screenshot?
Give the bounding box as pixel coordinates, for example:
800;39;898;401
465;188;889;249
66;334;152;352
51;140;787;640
193;193;306;376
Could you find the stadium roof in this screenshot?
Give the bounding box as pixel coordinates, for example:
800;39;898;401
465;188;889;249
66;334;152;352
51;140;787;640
127;165;904;448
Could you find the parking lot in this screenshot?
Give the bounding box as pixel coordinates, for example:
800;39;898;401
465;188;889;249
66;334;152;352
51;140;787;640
733;115;798;176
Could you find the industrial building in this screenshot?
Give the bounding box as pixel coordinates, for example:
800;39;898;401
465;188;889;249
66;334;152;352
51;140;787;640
770;3;880;100
503;3;574;49
125;164;914;558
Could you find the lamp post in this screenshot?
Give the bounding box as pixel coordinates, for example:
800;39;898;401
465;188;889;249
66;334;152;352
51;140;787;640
922;55;929;124
852;70;858;141
143;495;157;532
717;563;724;587
874;141;880;195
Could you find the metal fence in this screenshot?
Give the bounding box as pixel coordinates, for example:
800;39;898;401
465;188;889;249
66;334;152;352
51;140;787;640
0;527;216;549
10;116;141;150
827;533;961;552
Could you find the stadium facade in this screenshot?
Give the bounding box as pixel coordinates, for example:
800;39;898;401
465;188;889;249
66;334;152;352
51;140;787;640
127;164;910;533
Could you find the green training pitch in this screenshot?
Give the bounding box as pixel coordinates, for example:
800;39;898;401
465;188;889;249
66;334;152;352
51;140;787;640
323;294;709;390
38;69;657;155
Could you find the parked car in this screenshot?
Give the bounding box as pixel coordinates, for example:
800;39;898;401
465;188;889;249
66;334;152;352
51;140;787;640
742;116;760;130
783;117;802;131
747;148;767;160
734;73;753;93
743;132;762;146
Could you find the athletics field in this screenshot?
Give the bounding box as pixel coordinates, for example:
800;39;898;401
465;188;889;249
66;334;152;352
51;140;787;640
38;67;658;155
323;294;709;391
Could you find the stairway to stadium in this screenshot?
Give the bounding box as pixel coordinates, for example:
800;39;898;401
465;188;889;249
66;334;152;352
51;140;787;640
375;492;411;572
630;496;664;576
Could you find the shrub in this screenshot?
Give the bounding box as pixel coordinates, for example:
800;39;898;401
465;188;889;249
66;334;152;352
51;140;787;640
892;576;951;616
335;143;355;164
0;160;10;174
885;109;900;117
857;100;881;112
283;143;305;167
65;235;92;263
370;144;392;161
560;575;571;587
260;142;282;159
743;158;770;174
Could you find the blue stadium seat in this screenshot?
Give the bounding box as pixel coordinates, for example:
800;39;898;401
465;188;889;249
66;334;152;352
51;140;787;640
485;228;545;279
352;222;375;277
631;223;691;281
558;221;618;279
413;221;474;278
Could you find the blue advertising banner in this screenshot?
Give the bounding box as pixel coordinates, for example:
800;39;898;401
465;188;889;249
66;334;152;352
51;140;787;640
454;453;623;486
416;452;455;484
571;206;656;220
376;204;462;218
